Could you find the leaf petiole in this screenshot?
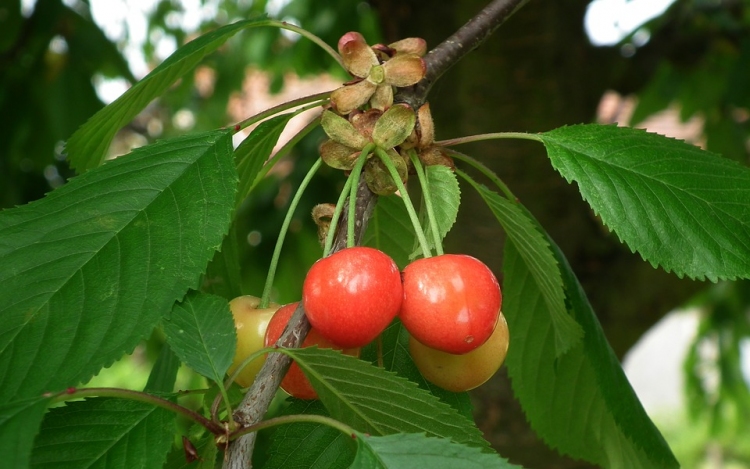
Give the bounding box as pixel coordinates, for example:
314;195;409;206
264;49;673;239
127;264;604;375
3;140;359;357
223;347;274;391
214;346;277;423
449;150;517;202
233;93;329;133
435;131;543;147
48;387;224;435
229;413;356;440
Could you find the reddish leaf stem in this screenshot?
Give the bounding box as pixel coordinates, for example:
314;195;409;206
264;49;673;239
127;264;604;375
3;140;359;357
49;387;224;435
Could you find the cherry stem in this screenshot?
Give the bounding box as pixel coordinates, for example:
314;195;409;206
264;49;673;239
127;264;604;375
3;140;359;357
408;150;444;256
260;158;323;309
48;387;224;435
223;348;273;391
273;21;344;69
233;93;329;133
347;152;369;248
374;147;431;259
323;144;373;256
448;150;517;202
230;413;356;440
323;170;355;257
434;131;542;147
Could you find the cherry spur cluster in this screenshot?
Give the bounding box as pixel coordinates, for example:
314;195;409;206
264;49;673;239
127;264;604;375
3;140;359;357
320;32;454;196
227;33;509;398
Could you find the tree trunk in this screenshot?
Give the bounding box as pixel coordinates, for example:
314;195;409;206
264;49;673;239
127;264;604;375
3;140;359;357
373;0;701;466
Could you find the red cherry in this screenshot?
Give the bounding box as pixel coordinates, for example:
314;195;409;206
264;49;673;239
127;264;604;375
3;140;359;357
400;254;502;354
302;246;402;348
264;302;359;400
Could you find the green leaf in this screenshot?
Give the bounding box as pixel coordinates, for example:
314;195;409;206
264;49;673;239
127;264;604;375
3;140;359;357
0;396;50;469
351;432;522;469
540;124;750;281
0;130;236;402
363;195;415;269
283;347;489;449
66;17;270;172
144;343;181;393
31;398;175;469
163;291;236;383
361;319;474;420
467;179;582;356
260;400;354;469
412;165;460;259
503;207;678;468
203;222;244;300
235;113;296;202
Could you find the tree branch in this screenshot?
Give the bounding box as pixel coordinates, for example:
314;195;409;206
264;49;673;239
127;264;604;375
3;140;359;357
223;1;528;466
397;0;530;109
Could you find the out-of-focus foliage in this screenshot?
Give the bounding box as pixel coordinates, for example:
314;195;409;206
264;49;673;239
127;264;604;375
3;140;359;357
148;0;381;139
0;0;381;209
683;281;750;461
0;0;133;208
629;0;750;165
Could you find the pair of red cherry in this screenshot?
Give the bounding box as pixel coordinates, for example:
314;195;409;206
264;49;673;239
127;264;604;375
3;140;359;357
286;246;508;395
303;246;503;354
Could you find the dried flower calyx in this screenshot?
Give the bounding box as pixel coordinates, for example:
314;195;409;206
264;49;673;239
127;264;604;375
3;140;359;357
319;33;450;196
319;104;416;196
401;103;454;170
331;32;427;114
319;104;416;170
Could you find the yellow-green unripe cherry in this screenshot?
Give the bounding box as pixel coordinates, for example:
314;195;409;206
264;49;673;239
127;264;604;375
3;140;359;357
227;295;280;387
409;312;509;392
